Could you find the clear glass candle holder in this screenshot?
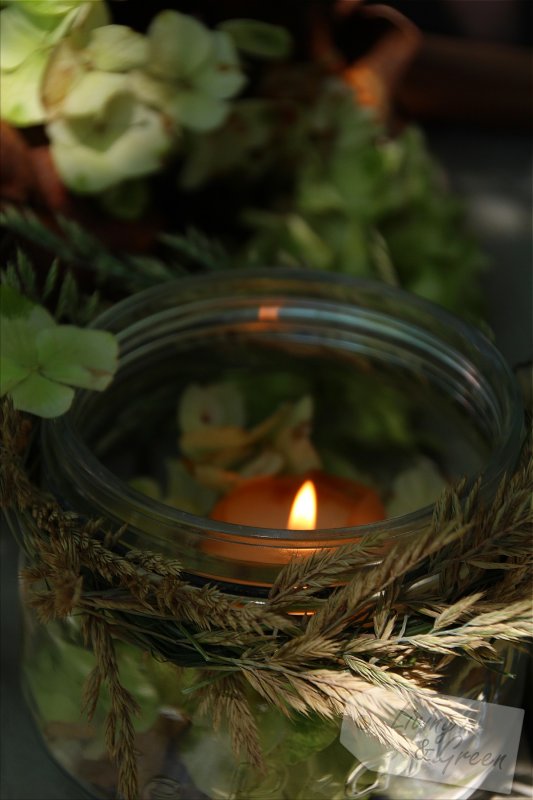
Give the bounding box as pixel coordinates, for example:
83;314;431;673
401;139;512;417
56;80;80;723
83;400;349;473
13;270;524;800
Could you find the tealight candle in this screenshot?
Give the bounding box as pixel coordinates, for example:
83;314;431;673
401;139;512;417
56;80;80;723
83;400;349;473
211;469;386;529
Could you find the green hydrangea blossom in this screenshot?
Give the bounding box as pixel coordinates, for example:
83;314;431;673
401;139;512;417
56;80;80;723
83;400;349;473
2;7;276;195
134;10;246;132
47;91;172;194
0;0;108;125
40;9;247;193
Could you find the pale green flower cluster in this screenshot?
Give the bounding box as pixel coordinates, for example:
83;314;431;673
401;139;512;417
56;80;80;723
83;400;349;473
43;11;247;194
0;2;257;195
0;0;107;125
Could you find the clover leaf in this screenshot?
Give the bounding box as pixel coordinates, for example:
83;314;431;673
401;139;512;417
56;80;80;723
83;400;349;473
0;287;118;418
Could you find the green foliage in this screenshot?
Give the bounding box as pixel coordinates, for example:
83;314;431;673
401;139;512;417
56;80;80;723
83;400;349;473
0;243;101;324
177;81;485;318
235;89;485;316
0;207;187;292
0;249;38;302
1;3;486;317
267;713;338;765
25;623;160;734
98;178;150;221
220;19;292;60
158;227;230;272
144;11;246;130
0;283;118;417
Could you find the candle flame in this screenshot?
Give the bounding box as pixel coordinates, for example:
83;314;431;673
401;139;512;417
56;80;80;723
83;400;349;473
287;480;317;530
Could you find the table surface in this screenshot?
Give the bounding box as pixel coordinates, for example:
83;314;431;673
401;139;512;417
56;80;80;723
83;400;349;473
1;126;532;800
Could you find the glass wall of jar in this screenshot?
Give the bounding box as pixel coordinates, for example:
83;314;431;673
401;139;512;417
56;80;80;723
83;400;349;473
10;271;524;799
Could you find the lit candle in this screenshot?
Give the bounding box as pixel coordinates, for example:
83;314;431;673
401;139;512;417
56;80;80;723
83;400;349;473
211;470;385;530
287;480;317;530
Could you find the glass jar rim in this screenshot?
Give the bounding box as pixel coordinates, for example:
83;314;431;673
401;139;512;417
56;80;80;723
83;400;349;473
43;269;524;547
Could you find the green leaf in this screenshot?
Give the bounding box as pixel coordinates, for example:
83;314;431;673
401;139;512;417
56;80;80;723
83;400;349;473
0;5;46;71
0;356;31;396
0;286;55;333
285;214;333;270
62;70;130;117
0;0;109;125
164;458;218;515
3;1;92;20
147;10;212;81
28;305;58;331
25;624;159;733
0;317;39;372
42;260;60;300
1;292;118;416
24;628;96;725
220;19;292;60
84;24;148;72
169;90;229;132
0;45;49;125
40;37;86;116
386;457;446;517
47;95;172;193
129;476;162;501
0;285;35;319
128;67;174;111
179;99;272;189
194;31;246;100
37;326;118;390
99;178;149;221
270;713;338;764
10;371;75;417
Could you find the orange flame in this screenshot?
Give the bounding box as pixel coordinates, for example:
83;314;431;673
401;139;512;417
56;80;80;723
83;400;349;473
287;480;317;530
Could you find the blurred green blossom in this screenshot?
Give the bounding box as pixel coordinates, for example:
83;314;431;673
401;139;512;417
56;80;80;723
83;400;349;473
41;21;171;194
0;0;108;125
228;83;485;316
0;285;118;418
0;4;484;318
133;10;247;132
46;88;173;194
219;18;292;60
39;8;250;193
2;4;268;195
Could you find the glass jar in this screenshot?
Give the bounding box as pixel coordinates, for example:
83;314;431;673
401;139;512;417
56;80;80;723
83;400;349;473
14;271;524;800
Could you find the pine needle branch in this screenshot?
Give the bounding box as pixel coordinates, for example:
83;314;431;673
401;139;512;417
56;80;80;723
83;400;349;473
0;205;188;293
159;227;230;271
